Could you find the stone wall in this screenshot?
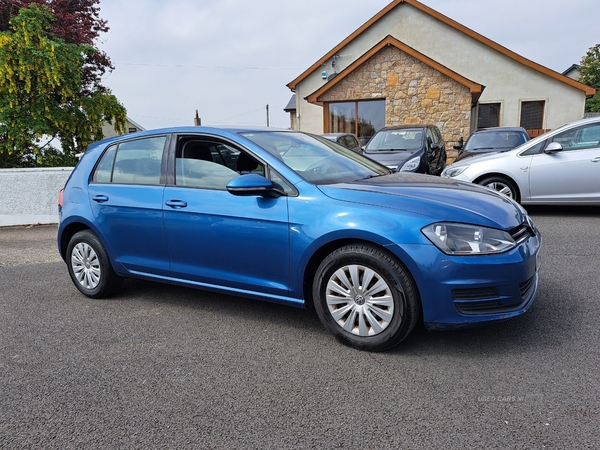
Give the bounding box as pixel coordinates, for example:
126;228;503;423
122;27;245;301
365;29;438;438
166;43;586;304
321;46;473;159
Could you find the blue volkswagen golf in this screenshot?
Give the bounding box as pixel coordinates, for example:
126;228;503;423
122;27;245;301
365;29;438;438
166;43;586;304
58;127;541;351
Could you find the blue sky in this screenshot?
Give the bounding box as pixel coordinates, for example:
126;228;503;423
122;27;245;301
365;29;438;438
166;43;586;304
97;0;598;131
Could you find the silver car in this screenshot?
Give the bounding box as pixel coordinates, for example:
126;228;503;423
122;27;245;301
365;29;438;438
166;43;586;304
441;117;600;204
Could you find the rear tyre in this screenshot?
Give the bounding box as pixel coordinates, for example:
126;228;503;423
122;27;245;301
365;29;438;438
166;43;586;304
67;230;123;299
478;176;519;202
313;245;420;352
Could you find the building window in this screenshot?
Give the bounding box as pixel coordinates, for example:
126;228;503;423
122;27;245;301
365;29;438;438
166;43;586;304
478;103;500;129
520;101;545;129
327;100;385;144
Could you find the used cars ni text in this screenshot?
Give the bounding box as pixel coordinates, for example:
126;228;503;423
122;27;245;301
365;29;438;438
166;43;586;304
58;127;541;351
442;117;600;204
363;125;447;174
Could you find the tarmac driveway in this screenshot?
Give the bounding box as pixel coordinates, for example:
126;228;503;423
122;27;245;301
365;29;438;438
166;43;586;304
1;207;599;448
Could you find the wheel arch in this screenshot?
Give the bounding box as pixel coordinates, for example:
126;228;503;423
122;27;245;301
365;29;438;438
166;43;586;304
301;237;422;313
58;221;93;262
472;172;522;201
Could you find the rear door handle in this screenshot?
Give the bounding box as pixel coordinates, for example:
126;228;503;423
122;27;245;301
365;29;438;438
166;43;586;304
92;195;109;203
165;200;188;209
592;157;600;163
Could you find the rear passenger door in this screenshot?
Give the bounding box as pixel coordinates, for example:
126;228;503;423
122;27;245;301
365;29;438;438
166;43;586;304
88;135;170;275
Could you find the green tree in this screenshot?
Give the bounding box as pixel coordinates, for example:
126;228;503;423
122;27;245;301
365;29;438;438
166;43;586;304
579;43;600;113
0;5;126;168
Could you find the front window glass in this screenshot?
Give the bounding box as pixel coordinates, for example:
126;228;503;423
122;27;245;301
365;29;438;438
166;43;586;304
241;131;389;184
365;128;424;152
174;137;263;190
550;123;600;152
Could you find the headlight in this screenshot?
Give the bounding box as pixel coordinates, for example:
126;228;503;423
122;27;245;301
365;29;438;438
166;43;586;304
400;156;421;172
422;223;516;255
441;165;469;178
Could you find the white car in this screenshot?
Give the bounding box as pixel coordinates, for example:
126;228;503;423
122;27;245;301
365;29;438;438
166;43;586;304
442;117;600;205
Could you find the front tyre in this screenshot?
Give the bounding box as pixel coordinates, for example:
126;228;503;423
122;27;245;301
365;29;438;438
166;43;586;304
478;176;519;202
313;245;420;352
66;230;123;299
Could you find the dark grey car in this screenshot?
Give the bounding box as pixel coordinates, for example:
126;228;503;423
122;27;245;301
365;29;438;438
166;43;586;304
320;133;362;152
363;125;447;174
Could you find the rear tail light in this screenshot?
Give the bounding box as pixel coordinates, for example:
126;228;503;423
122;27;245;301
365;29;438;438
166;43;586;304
58;189;64;208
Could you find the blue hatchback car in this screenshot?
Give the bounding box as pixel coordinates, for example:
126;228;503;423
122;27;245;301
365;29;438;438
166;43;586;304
58;127;541;351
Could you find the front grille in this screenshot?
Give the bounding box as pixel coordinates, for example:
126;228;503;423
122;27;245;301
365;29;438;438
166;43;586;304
456;300;505;313
453;275;537;315
509;222;535;244
453;287;499;300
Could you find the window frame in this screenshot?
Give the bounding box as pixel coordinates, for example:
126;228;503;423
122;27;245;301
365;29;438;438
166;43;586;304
325;99;386;144
477;103;501;129
91;135;170;186
520;100;545;130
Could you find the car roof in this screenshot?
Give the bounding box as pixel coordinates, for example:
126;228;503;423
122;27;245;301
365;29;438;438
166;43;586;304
321;133;352;138
472;127;528;134
378;125;434;131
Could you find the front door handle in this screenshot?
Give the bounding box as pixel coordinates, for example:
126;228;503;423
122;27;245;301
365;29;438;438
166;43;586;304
165;200;188;209
92;195;109;203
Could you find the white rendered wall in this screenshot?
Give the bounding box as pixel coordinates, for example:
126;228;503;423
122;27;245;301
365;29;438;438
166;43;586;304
0;168;73;227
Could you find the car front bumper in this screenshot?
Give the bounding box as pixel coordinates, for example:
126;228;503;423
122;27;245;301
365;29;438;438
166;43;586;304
393;232;541;330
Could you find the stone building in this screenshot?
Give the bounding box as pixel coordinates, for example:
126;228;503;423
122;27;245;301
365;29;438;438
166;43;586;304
286;0;594;158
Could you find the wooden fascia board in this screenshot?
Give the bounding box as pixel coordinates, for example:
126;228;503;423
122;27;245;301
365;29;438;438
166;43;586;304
288;0;595;97
306;36;484;105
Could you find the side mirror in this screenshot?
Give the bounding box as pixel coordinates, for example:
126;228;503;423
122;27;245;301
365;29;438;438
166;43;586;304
544;142;563;155
453;137;464;151
226;174;284;198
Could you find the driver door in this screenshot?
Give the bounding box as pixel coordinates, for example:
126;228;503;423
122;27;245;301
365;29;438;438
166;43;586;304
162;136;291;296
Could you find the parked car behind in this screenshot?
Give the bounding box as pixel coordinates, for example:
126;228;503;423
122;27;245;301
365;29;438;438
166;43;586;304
58;127;541;352
442;117;600;204
363;125;447;174
453;127;529;162
320;133;362;152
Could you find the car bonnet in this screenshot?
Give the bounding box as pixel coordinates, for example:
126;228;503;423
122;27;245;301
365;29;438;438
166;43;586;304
318;172;527;229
